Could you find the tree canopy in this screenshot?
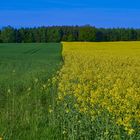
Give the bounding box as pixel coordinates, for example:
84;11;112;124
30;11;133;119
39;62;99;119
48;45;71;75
0;25;140;43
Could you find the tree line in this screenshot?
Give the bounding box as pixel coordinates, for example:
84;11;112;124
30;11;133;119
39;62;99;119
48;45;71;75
0;25;140;43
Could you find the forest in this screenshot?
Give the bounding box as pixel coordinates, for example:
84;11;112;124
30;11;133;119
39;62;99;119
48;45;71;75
0;25;140;43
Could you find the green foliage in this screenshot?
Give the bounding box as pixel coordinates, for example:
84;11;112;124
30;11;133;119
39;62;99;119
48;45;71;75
79;25;96;41
0;25;140;43
47;27;61;42
0;26;16;43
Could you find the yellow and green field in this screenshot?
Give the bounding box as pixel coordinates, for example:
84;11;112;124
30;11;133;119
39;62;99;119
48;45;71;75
0;42;140;140
55;42;140;139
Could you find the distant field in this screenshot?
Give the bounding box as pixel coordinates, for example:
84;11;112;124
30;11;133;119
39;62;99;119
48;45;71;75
0;42;140;140
0;43;62;82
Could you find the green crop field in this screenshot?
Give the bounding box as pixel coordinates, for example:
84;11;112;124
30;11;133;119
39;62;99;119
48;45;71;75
0;43;63;140
0;42;140;140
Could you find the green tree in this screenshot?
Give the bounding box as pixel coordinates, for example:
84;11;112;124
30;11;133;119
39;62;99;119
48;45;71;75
1;26;16;43
79;25;96;41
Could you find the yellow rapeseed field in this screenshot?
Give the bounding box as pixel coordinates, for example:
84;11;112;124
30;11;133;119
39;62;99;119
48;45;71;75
56;42;140;137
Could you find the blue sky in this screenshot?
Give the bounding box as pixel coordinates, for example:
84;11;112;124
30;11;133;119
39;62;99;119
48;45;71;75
0;0;140;28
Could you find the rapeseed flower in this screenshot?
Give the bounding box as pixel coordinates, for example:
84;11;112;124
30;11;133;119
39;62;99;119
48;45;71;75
56;42;140;135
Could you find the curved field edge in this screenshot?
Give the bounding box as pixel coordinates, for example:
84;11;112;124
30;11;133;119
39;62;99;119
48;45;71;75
0;43;63;140
51;42;140;140
0;42;140;140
